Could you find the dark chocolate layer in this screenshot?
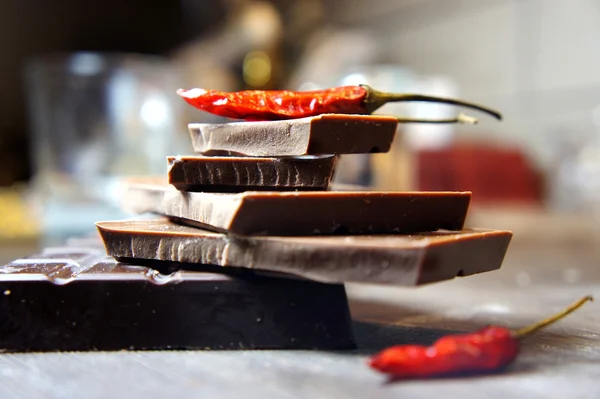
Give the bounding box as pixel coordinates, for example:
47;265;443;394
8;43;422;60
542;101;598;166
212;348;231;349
120;183;472;236
188;114;398;156
0;246;354;352
167;155;338;192
97;219;512;285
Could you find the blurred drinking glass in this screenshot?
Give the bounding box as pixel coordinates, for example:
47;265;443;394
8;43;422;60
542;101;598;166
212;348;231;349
26;52;186;243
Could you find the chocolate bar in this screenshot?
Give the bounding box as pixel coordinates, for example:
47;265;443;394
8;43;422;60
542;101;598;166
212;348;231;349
167;155;338;192
188;114;398;156
97;219;512;285
120;183;471;235
0;246;355;352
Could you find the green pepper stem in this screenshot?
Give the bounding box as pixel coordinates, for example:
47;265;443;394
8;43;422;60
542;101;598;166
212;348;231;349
362;85;502;121
397;113;478;124
513;296;593;339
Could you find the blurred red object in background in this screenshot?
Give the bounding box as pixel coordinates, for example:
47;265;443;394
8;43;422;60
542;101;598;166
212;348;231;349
416;144;543;204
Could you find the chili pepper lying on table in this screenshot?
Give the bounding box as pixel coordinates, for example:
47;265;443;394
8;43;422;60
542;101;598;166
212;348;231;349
176;85;501;123
369;296;592;380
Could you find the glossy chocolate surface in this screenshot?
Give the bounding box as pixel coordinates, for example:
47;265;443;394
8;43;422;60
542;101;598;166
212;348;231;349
0;245;355;352
121;183;472;236
188;114;398;156
97;219;512;285
167;155;337;192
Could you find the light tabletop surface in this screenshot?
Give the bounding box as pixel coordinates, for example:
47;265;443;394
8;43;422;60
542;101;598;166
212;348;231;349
1;234;599;398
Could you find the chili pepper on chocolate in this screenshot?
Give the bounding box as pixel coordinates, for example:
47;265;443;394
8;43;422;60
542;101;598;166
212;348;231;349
369;296;592;380
176;85;501;122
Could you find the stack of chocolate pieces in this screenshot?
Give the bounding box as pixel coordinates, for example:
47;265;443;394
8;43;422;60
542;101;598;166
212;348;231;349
98;114;510;343
0;114;512;353
99;114;511;283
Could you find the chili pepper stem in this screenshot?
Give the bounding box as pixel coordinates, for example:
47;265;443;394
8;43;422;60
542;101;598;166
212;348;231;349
513;296;593;339
456;113;478;125
397;113;478;124
362;85;503;121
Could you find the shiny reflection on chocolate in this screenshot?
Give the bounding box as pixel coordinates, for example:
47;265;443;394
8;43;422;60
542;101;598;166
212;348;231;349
0;246;355;352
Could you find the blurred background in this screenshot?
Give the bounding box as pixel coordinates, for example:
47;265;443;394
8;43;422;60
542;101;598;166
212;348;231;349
1;0;599;262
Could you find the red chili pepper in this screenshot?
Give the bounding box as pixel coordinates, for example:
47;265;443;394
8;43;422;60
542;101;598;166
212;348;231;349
176;85;502;122
369;296;592;379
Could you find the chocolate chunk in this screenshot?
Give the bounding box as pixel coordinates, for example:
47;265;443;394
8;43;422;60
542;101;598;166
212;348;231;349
97;219;512;285
188;114;398;156
120;183;471;235
167;155;338;192
0;245;355;352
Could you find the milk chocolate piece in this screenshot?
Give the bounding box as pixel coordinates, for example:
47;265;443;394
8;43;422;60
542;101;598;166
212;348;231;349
188;114;398;156
121;183;471;235
0;246;355;352
167;155;338;192
97;219;512;285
